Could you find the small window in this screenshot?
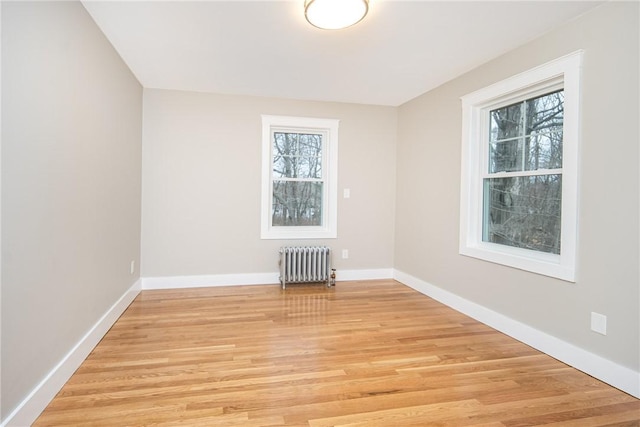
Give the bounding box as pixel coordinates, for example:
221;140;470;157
261;115;338;239
460;51;582;282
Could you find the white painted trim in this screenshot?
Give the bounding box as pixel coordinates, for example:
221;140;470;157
1;279;142;427
142;273;280;290
393;269;640;399
260;115;339;240
141;269;393;290
335;268;394;281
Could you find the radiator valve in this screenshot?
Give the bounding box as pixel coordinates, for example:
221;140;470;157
330;269;336;286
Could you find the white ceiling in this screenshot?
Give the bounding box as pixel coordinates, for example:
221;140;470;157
82;0;604;106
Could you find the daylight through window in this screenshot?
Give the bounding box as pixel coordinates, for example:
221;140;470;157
261;115;338;239
484;90;564;254
459;51;582;282
272;131;324;227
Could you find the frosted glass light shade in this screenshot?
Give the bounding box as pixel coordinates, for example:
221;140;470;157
304;0;369;30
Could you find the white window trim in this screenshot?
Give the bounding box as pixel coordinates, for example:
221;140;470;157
459;51;583;282
261;115;338;239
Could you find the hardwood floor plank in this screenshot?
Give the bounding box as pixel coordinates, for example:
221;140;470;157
465;390;634;424
33;280;639;426
307;400;485;427
501;400;640;426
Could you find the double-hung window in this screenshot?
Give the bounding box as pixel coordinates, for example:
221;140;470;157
460;51;582;282
261;115;338;239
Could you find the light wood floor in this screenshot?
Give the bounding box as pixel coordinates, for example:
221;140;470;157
35;280;639;426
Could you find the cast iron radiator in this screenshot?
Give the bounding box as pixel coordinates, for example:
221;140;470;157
279;246;331;289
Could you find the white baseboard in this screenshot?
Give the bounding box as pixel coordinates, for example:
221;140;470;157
141;269;394;290
1;279;142;427
393;269;640;399
142;272;280;289
335;268;394;281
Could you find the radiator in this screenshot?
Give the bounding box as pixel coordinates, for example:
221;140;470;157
279;246;331;289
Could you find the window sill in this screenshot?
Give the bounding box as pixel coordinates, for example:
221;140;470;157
460;242;575;282
261;226;336;240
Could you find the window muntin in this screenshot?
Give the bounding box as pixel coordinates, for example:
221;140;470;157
459;51;582;282
261;115;338;239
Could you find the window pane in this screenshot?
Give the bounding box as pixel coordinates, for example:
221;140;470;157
526;90;564;134
297;133;323;156
272;181;323;226
490;102;524;141
273;155;292;179
274;132;322;156
273;132;322;179
299;155;322;179
274;132;295;156
489;139;524;173
273;155;322;179
483;175;562;254
525;129;563;171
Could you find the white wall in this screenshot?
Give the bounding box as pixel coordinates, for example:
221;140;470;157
1;2;142;421
141;89;397;280
395;1;639;374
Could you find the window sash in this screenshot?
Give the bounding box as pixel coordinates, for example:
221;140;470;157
480;88;566;256
272;130;324;181
270;128;328;229
459;50;582;282
482;174;563;255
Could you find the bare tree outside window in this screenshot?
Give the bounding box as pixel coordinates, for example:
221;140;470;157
272;132;324;226
483;90;564;254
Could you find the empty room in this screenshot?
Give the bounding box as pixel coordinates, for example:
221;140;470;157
1;1;639;426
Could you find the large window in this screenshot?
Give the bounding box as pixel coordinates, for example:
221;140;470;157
459;51;582;282
261;115;338;239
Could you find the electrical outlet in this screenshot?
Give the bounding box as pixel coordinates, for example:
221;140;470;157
130;260;135;275
342;249;349;259
591;312;607;335
343;188;350;198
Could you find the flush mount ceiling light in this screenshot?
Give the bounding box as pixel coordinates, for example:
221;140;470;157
304;0;369;30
